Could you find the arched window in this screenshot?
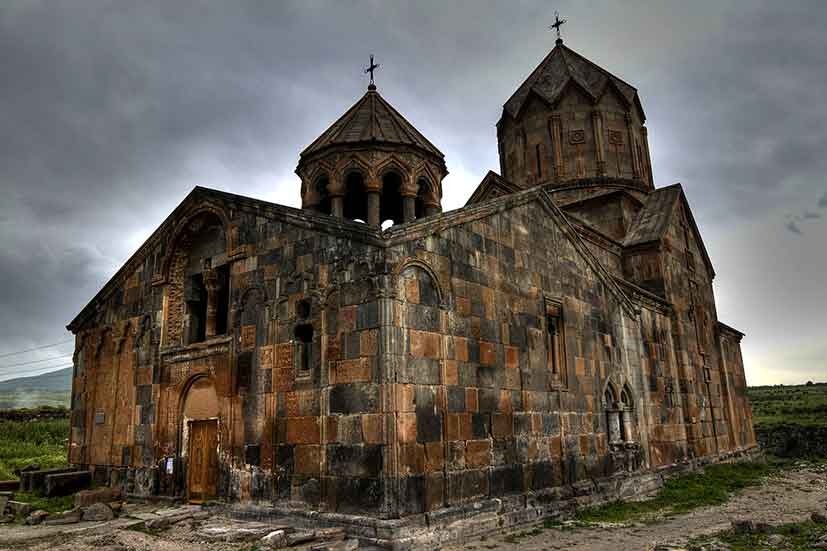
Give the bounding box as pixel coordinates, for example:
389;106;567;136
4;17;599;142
343;171;368;222
380;171;404;226
314;175;331;215
166;212;230;347
415;178;431;219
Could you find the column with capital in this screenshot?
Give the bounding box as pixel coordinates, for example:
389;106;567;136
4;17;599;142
327;174;345;219
366;175;381;226
203;267;220;339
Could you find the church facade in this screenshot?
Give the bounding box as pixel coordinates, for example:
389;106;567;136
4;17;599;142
67;38;756;526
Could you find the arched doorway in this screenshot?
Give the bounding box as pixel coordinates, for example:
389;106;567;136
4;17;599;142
180;376;220;503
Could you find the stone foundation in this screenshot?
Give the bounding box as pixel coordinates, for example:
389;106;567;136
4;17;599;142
224;447;760;550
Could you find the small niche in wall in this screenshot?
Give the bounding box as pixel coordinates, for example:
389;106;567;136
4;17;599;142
294;323;314;373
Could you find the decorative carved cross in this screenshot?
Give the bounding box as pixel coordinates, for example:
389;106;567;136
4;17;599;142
364;54;380;86
549;11;567;40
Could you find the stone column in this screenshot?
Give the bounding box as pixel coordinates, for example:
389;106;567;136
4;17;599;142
423;200;440;217
620;409;632;443
625;113;641;180
402;193;416;223
203;267;219;339
609;410;621;443
366;176;381;226
592;110;606;176
550;114;564;182
327;175;344;218
367;191;380;226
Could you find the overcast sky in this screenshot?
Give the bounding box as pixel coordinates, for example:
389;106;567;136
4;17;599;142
1;1;825;385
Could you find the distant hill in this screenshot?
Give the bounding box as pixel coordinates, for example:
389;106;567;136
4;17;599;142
0;368;71;410
0;368;72;392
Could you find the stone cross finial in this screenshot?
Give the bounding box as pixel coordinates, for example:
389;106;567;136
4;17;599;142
364;54;380;87
549;11;567;43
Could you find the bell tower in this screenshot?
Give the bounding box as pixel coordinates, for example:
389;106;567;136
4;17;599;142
497;34;654;190
296;61;447;227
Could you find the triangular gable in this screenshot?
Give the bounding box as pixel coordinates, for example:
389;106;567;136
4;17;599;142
623;184;715;278
465;171;524;206
387;184;639;318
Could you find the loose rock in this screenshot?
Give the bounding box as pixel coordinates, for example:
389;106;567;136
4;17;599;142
43;508;82;525
82;502;115;521
9;500;32;516
25;509;48;525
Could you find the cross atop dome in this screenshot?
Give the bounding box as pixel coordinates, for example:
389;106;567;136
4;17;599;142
549;11;567;45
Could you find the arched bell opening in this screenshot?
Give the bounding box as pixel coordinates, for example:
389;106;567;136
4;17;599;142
343;171;368;223
314;175;331;215
380;171;404;227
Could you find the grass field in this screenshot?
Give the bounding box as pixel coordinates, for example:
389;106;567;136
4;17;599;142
0;416;69;480
569;458;787;525
747;382;827;429
0;390;70;410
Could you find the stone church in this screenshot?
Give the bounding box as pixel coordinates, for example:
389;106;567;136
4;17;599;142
67;36;756;542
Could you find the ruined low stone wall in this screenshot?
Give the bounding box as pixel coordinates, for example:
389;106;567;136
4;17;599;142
756;425;827;459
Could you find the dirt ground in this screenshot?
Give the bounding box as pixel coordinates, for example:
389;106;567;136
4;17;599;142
1;466;825;551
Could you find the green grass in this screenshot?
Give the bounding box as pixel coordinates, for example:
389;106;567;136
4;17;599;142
11;491;74;514
0;417;69;480
574;459;786;524
748;383;827;429
692;520;827;551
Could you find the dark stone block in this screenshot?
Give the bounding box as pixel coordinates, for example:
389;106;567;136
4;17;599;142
478;365;496;388
446;386;466;412
542;413;560;435
415;385;436;412
478;388;498;412
400;358;441;385
276;445;294;474
406;304;440;332
509;326;527;347
44;471;91;497
329;384;379;414
530;461;556;490
356;302;379;330
400;475;425;515
480;319;499;341
335;477;382;513
461;469;488;500
245;444;261;466
490;464;524;496
492;437;517;465
467;339;480;363
237;351;253;389
418;276;439;307
328;445;382;478
136;385;152;405
416;411;443;443
471;413;490;439
514;413;532;435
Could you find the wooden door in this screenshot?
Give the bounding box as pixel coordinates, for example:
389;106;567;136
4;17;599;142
187;419;218;503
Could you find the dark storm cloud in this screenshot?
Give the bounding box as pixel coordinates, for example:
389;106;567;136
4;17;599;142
1;1;825;383
785;221;803;236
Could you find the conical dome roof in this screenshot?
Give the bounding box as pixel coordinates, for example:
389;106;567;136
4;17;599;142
300;85;444;160
503;40;644;121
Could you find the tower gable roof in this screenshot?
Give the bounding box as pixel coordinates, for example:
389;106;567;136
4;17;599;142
502;42;644;122
300;87;444;160
623;184;715;277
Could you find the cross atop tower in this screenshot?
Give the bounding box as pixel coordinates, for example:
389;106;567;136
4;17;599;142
549;11;567;44
364;54;380;89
